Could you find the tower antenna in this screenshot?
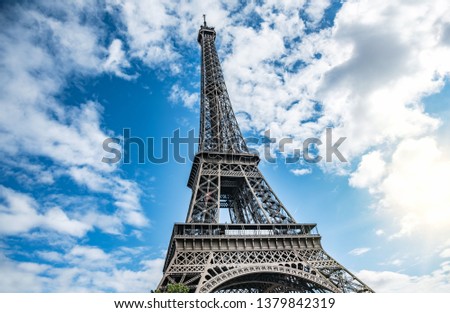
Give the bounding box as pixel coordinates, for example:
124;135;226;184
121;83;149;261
203;14;206;26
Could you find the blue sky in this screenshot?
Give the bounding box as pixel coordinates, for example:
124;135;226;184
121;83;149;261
1;0;450;292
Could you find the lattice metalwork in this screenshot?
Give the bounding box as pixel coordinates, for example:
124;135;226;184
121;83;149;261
198;22;248;154
212;272;332;293
157;19;373;293
211;250;301;265
186;158;295;224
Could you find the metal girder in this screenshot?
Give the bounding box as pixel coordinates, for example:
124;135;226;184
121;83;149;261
157;20;373;294
198;24;248;154
157;224;372;293
186;156;295;224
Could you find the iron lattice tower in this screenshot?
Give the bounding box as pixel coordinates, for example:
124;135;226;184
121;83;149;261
157;19;373;293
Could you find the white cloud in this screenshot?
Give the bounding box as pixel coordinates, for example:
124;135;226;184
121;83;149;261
42;207;93;238
34;10;104;73
305;0;331;26
0;186;91;237
0;180;146;237
169;84;199;109
0;1;149;238
0;254;50;292
67;245;110;269
315;0;448;162
215;0;450;167
358;261;450;292
290;168;312;176
440;248;450;258
0;3;122;168
37;251;63;263
349;151;386;190
81;211;123;235
215;0;450;243
68;166;148;228
103;39;137;80
108;0;180;69
0;247;164;292
374;137;450;238
375;229;384;236
349;247;371;256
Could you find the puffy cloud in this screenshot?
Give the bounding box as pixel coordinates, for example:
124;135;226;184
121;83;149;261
217;0;450;242
216;0;449;165
108;0;180;69
349;247;371;256
103;39;137;80
0;247;164;292
0;184;143;237
67;245;110;269
37;251;64;263
0;254;50;292
0;2;110;167
381;138;450;237
349;137;450;239
316;0;445;160
68;166;147;228
305;0;331;26
0;1;148;238
290;168;312;176
440;249;450;258
349;151;386;190
169;84;199;109
358;261;450;292
0;186;91;237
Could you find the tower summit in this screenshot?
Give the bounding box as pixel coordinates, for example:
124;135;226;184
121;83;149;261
157;20;373;293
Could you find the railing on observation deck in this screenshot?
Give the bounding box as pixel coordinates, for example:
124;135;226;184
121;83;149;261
172;223;320;237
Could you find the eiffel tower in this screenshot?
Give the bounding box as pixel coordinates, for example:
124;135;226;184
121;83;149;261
157;18;373;293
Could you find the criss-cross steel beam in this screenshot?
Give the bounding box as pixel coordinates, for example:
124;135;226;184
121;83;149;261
157;19;373;294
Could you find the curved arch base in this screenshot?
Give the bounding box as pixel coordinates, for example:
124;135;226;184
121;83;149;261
213;272;332;293
199;265;341;293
